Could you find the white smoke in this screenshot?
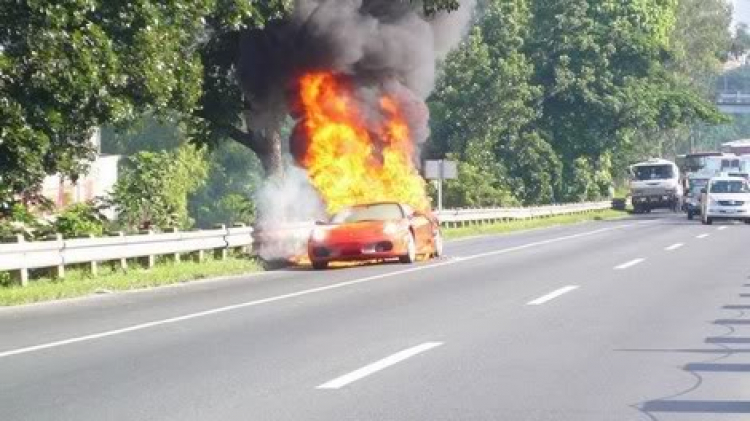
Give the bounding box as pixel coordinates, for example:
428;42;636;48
254;158;326;260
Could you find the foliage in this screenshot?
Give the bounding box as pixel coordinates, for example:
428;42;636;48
101;117;183;155
53;202;108;238
730;23;750;59
0;0;290;203
430;0;560;205
669;0;732;90
110;145;209;231
189;141;262;227
441;159;518;208
0;203;54;240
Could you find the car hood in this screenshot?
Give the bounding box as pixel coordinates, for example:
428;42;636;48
708;193;750;202
317;220;402;242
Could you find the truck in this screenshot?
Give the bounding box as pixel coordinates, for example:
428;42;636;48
629;158;682;214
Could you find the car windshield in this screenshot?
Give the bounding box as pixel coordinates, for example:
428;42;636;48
331;203;404;223
710;180;750;194
633;164;673;181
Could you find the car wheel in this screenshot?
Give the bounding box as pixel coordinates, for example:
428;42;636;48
702;217;713;225
745;219;750;225
312;261;329;270
432;230;444;258
399;232;417;264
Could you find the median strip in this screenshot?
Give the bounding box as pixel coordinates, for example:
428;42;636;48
316;342;443;389
527;285;579;305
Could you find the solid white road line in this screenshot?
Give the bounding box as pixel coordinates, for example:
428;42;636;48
317;342;443;389
718;226;728;231
697;233;710;239
615;258;645;270
527;285;580;306
665;243;684;251
0;221;646;360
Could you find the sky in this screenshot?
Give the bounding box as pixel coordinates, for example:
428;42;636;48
733;0;750;25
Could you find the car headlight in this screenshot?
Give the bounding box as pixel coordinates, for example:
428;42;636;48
383;222;401;235
311;228;327;242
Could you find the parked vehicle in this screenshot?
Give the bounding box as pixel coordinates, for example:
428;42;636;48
629;158;683;213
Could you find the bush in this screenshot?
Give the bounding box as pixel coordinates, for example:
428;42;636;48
54;202;108;238
440;160;518;208
0;203;55;240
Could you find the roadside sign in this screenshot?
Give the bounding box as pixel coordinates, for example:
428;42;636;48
423;160;457;211
424;160;457;180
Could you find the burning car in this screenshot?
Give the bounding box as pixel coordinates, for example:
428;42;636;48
308;202;443;270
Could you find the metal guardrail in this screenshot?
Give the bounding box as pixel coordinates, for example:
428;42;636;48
435;201;612;227
0;201;614;286
0;225;253;286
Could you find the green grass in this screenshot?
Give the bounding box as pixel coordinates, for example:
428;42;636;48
443;209;628;240
0;255;261;306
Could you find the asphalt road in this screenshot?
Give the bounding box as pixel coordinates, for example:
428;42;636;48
1;212;749;420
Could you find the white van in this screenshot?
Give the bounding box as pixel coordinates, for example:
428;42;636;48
700;176;750;225
630;158;682;213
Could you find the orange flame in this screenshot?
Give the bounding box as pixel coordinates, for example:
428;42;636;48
298;72;428;214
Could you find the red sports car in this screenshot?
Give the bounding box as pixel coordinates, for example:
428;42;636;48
308;202;443;270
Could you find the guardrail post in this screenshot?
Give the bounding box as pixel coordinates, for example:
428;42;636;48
14;234;29;287
145;230;155;269
215;224;228;261
54;233;65;279
118;232;128;271
233;223;248;254
89;234;99;277
167;228;181;263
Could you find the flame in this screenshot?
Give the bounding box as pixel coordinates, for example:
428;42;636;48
298;72;429;214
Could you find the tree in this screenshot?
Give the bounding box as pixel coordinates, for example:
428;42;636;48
110;145;209;231
189;141;263;228
527;0;727;197
0;1;281;205
669;0;732;90
730;23;750;59
429;0;560;205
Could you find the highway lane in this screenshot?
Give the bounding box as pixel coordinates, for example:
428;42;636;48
1;212;749;420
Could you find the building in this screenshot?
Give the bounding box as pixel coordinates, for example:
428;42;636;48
721;139;750;155
40;129;120;217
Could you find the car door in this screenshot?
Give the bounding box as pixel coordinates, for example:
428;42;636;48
402;205;431;252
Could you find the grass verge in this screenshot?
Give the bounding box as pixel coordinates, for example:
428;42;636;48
0;255;261;306
443;209;628;240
